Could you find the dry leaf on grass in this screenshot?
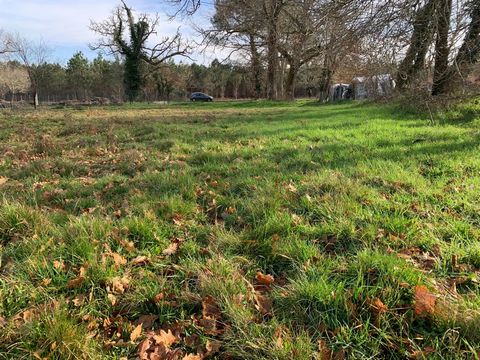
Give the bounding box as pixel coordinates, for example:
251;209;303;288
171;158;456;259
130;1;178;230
163;242;179;256
152;329;178;348
0;176;8;186
120;239;136;252
410;346;435;359
67;276;85;288
254;292;272;315
41;278;52;286
22;310;35;322
110;252;127;267
153;293;165;303
138;329;182;359
285;183;298;193
131;324;143;342
414;285;436;316
136;314;158;329
371;298;388;315
132;256;150;266
53;260;66;271
255;271;275;287
107;293;117;306
110;276;130;294
73;294;85;307
202;296;222;319
183;354;202;360
67;266;87;288
205;340;222;356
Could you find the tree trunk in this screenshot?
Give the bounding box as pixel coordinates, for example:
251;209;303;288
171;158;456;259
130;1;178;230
278;58;286;98
396;0;437;90
432;0;453;95
444;1;480;90
318;55;333;102
285;62;298;100
266;23;278;100
265;0;282;100
249;33;262;99
34;90;39;109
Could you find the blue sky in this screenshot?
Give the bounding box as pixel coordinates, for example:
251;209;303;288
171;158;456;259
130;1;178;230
0;0;218;64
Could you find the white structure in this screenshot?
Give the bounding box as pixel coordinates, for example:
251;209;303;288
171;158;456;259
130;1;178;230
329;83;351;101
352;74;396;99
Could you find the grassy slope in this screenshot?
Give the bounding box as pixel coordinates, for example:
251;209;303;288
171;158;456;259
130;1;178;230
0;100;479;359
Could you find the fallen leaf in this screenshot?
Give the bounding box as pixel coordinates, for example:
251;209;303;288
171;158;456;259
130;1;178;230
53;260;65;271
286;183;298;193
196;317;220;336
136;314;158;329
184;333;201;350
371;298;388;315
183;354;201;360
163;242;179;256
130;324;143;342
138;338;156;360
254;293;272;315
255;272;275;287
107;293;117;306
120;239;136;252
132;256;150;266
41;278;52;286
152;329;178;348
67;276;85;289
110;252;127;267
411;346;435;359
205;340;222;356
73;294;85;307
202;296;222;319
111;276;130;294
414;285;436;316
79;266;87;277
22;310;34;322
153;293;165;303
318;339;333;360
0;176;8;186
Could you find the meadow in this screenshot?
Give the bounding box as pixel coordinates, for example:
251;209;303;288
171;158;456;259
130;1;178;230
0;99;480;359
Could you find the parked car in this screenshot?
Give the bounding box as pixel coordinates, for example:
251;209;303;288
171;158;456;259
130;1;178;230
190;92;213;102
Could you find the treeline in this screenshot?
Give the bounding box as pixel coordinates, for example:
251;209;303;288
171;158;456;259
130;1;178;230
0;53;327;104
1;0;479;106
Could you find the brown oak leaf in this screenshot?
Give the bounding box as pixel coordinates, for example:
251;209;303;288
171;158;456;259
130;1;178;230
414;285;436;316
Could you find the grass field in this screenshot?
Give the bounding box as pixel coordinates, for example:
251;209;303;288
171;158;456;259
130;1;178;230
1;99;480;359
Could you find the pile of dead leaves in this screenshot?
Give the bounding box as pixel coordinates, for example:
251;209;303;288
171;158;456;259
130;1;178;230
136;320;222;360
193;296;226;337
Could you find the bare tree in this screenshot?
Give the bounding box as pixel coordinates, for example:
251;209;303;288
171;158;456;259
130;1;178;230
0;30;12;55
90;1;190;101
8;34;50;109
206;0;265;98
0;63;30;106
168;0;202;16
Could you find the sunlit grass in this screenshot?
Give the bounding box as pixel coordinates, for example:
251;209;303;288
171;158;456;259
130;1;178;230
0;99;479;358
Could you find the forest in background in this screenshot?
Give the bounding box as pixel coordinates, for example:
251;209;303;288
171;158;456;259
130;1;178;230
0;0;479;106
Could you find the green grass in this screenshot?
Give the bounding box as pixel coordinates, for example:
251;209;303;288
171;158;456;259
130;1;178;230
0;99;479;359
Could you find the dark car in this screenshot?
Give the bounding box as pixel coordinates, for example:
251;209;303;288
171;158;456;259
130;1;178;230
190;92;213;102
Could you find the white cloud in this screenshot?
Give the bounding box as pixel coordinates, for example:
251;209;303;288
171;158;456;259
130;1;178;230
0;0;236;64
0;1;185;45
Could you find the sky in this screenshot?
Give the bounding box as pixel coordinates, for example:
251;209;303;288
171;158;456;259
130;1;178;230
0;0;223;65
